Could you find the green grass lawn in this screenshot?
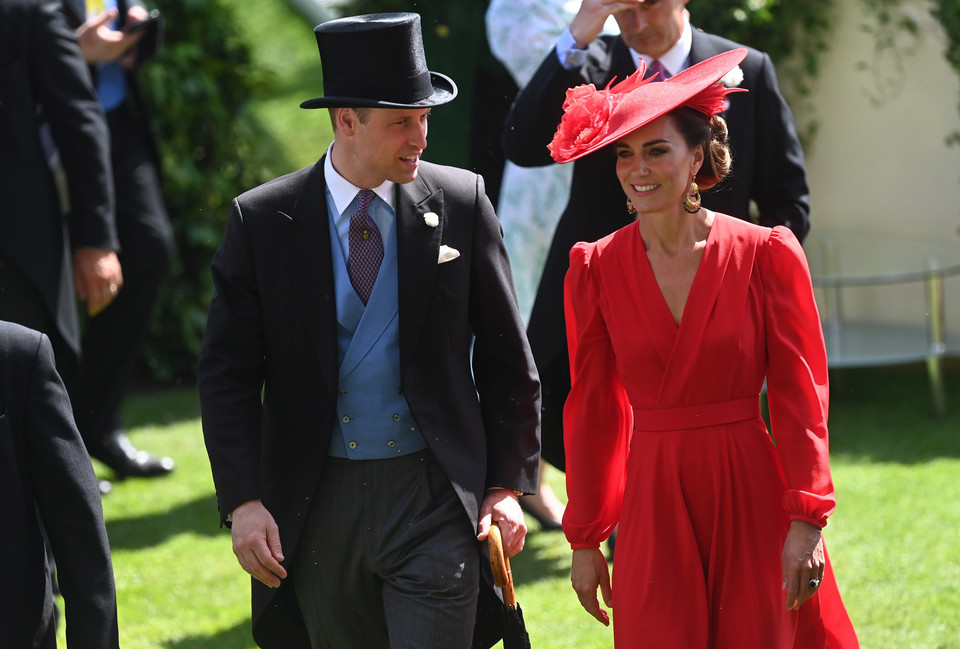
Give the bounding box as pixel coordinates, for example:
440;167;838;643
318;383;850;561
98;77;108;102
55;362;960;648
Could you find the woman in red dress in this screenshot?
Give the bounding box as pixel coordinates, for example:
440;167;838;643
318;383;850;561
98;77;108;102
551;50;859;648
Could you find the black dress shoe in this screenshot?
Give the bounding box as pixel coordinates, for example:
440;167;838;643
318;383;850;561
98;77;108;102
97;431;175;479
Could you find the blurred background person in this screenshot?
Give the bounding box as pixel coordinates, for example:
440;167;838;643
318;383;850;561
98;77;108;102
61;0;176;482
486;0;619;323
0;0;123;386
1;0;125;618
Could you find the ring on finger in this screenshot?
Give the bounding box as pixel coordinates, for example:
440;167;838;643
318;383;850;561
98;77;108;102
808;578;820;590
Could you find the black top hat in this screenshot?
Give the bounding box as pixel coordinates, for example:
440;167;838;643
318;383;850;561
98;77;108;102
300;12;458;109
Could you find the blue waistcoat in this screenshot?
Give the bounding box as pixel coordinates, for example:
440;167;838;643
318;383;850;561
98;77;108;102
326;205;427;459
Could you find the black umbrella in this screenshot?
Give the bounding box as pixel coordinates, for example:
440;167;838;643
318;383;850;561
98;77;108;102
487;523;532;649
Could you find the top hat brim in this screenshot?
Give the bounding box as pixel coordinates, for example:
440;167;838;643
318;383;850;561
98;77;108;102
299;71;457;109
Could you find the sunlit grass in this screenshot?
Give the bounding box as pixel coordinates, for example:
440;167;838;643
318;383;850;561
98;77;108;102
54;361;960;648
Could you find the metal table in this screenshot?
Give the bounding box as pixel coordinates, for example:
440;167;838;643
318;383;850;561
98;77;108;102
804;230;960;415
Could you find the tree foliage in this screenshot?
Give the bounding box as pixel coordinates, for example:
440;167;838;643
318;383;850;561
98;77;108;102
691;0;835;95
137;0;276;382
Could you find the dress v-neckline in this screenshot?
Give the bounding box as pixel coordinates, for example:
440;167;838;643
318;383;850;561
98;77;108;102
620;215;730;404
634;220;717;330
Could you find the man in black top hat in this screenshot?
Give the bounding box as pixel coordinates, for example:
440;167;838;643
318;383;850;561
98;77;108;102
198;12;541;649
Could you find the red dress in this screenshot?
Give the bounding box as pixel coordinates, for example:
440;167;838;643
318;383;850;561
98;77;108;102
562;214;858;648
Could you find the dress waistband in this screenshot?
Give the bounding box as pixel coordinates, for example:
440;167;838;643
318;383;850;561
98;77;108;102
632;395;761;432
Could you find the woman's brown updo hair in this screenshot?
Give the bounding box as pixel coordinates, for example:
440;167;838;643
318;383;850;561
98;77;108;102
670;107;732;191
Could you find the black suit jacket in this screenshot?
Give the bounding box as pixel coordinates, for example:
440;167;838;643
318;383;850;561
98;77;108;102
198;158;541;648
0;321;119;649
0;0;117;361
59;0;162;172
502;30;809;467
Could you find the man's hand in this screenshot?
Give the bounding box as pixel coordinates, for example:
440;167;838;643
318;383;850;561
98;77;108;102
230;500;288;588
571;547;612;625
569;0;640;48
73;248;122;316
781;520;825;610
477;489;527;557
75;8;144;63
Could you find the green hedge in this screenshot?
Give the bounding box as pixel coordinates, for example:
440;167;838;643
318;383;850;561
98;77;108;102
137;0;277;382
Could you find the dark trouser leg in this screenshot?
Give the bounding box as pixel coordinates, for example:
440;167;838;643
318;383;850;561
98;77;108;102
295;451;479;649
70;105;174;467
537;350;570;472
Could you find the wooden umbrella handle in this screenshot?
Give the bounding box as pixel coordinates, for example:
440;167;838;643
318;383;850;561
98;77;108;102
487;523;517;607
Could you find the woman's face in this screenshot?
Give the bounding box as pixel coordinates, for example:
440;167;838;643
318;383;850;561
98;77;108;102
615;114;703;216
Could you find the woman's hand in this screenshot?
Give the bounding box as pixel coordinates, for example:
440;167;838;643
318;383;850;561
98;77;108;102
781;520;825;610
571;547;612;626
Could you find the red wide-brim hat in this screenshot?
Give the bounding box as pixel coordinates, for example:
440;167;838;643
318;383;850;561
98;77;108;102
549;48;748;164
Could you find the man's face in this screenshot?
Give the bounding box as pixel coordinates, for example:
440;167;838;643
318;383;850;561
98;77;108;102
348;107;430;187
615;0;689;59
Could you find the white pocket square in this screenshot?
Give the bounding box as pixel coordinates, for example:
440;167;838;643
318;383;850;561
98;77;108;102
438;245;460;264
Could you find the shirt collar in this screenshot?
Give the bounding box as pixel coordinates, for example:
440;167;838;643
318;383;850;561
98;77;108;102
323;142;396;215
632;13;692;76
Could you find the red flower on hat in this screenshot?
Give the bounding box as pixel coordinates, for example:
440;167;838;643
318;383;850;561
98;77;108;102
548;87;612;162
548;69;654;163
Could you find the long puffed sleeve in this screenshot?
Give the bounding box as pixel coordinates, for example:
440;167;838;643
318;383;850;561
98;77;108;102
761;227;836;528
562;241;633;549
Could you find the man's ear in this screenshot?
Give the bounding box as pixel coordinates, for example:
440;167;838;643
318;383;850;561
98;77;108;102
337;107;360;135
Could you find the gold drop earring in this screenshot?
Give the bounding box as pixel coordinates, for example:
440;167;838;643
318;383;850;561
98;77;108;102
626;199;636;215
683;181;701;214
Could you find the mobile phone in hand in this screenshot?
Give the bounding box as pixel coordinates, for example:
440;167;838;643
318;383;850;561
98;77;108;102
122;9;160;34
122;9;164;68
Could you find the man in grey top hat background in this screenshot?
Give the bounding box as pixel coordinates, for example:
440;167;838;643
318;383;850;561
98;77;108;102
197;12;541;649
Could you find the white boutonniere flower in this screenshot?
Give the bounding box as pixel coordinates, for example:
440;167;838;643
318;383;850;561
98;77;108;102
438;245;460;264
721;65;744;88
423;212;440;228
